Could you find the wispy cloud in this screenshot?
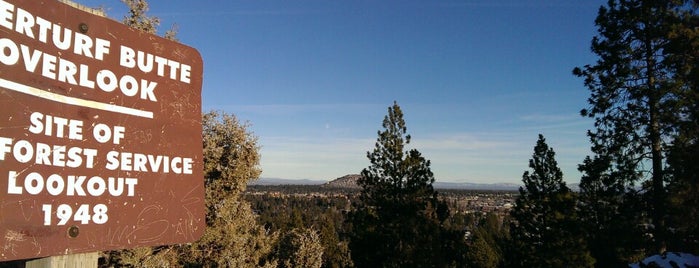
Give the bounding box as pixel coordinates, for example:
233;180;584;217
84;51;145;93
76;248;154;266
519;114;580;123
412;133;514;151
260;136;374;180
152;9;326;18
517;113;591;133
438;0;600;9
260;127;589;183
205;103;383;116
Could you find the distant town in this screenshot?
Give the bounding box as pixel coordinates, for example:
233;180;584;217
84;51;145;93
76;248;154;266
247;174;518;217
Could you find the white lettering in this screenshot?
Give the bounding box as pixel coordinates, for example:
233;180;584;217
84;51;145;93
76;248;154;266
120;45;191;84
79;64;94;88
73;32;93;58
35;16;51;43
67;175;86;196
137;50;153;72
0;38;19;65
52;23;71;50
140;80;157;101
0;3;112;60
96;69;117;92
46;174;64;196
0;0;13;30
13;139;32;163
20;44;40;72
120;75;138;97
7;172;137;197
24;172;43;195
87;176;106;196
41;52;56;79
14;7;33;38
7;170;22;194
181;64;191;83
120;45;135;68
57;58;78;84
105;150;119;170
105;151;194;174
0;137;11;160
51;145;66;167
35;143;50;165
28;112;83;140
0;137;97;168
94;38;109;60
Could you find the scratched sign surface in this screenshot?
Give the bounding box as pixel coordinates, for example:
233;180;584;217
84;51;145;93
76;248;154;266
0;0;204;261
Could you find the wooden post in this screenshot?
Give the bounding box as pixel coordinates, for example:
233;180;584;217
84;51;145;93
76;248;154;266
25;252;98;268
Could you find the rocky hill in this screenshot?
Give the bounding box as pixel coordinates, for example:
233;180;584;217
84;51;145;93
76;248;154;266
252;174;528;191
323;174;362;189
321;174;524;191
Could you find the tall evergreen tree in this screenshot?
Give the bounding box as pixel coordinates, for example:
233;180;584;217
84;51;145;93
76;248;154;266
667;134;699;252
348;102;460;268
465;213;508;268
576;154;648;266
509;135;594;268
573;0;696;255
665;2;699;253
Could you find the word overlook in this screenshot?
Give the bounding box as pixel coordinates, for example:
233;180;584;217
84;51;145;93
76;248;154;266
0;0;192;102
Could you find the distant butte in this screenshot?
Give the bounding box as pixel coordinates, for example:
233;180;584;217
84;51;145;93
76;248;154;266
323;174;362;189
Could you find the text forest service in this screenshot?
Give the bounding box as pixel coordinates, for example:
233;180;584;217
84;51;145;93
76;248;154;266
0;0;204;261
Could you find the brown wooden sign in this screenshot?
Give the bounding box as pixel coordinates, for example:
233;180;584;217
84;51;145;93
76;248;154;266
0;0;204;261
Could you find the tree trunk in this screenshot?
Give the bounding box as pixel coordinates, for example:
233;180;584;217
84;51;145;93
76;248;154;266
645;36;666;253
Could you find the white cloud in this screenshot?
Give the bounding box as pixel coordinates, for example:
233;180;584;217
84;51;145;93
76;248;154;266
411;133;515;151
519;114;580;123
258;123;591;184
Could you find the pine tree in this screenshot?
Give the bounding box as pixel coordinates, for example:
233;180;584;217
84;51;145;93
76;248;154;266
348;102;459;268
466;235;499;268
577;154;648;266
665;2;699;253
318;215;353;268
573;0;697;255
509;135;594;268
667;137;699;252
466;214;508;268
276;228;324;268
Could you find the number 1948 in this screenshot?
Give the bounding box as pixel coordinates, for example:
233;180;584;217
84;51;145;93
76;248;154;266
41;204;108;226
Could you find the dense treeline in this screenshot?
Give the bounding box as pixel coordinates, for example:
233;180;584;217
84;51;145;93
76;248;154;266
246;192;352;268
246;185;359;196
245;185;512;268
245;185;513;267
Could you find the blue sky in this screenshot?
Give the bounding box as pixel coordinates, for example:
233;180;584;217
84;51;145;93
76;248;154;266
76;0;605;184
